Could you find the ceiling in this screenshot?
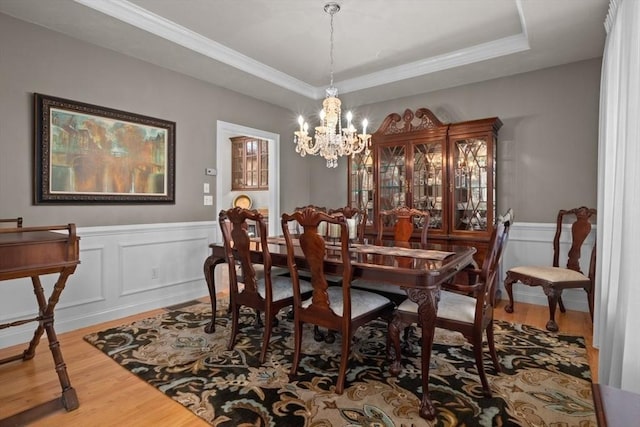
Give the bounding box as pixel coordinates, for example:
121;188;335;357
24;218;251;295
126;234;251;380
0;0;609;111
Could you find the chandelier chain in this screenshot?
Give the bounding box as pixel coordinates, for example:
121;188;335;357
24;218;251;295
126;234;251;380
329;7;335;88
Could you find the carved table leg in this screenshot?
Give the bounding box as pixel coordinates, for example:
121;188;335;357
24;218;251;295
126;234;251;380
406;287;440;421
203;255;225;333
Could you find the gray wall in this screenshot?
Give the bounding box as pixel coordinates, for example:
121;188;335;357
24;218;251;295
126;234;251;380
310;59;601;223
0;13;309;227
0;12;600;226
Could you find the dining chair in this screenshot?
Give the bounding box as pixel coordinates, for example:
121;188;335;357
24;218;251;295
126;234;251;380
310;206;368;343
351;206;430;302
219;207;312;364
504;206;596;332
376;206;429;246
327;206;367;244
293;205;328;236
281;207;395;394
388;211;512;397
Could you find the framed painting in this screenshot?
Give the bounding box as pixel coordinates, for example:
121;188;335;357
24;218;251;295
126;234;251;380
34;93;176;203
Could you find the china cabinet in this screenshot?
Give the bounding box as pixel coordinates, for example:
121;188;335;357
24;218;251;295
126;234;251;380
230;136;269;190
348;108;502;262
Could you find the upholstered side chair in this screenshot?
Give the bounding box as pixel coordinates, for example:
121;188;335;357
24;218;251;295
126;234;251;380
504;206;596;332
281;207;395;394
219;207;312;364
388;210;513;397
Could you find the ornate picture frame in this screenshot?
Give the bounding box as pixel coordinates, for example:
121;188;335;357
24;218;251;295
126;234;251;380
34;93;176;204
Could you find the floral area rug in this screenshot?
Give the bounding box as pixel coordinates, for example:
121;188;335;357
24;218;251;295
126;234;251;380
84;301;596;426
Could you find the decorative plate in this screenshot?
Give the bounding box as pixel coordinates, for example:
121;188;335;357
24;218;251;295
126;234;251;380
233;194;252;209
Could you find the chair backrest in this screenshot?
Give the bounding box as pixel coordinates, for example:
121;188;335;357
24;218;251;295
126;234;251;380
552;207;596;275
282;207;351;319
328;206;367;243
293;205;327;236
0;217;23;228
219;207;271;298
376;206;429;245
483;209;513;308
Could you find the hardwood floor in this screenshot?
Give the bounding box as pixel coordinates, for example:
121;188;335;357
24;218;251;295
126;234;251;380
0;297;597;426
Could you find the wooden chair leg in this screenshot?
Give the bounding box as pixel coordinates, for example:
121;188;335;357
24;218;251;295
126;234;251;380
289;319;303;382
259;307;273;364
336;330;351;394
486;322;501;373
472;332;491;397
504;275;516;313
546;293;560;332
228;303;240;351
558;295;567;313
313;325;325;342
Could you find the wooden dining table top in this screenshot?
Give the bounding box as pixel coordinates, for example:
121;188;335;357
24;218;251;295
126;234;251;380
238;236;476;289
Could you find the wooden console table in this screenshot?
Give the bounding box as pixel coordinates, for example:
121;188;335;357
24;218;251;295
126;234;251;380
0;224;80;426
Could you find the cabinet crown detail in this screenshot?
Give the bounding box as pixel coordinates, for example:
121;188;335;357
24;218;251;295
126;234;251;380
379;108;445;135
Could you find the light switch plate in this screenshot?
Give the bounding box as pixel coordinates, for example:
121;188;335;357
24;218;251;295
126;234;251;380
204;195;213;205
204;183;210;193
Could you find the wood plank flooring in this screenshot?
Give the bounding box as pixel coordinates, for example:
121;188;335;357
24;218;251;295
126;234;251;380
0;297;597;426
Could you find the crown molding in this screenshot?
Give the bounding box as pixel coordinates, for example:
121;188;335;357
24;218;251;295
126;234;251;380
335;33;530;95
74;0;318;98
75;0;530;101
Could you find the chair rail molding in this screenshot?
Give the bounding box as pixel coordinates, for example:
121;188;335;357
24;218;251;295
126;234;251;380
0;220;594;348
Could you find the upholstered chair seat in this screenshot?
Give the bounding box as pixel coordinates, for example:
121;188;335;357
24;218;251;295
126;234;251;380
396;291;476;324
302;287;391;318
262;275;312;301
507;266;589;283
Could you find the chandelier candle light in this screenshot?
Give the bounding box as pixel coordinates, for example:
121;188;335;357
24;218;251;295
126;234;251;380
294;2;371;168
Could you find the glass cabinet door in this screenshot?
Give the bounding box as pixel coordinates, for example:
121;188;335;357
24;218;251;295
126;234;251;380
412;141;445;232
451;136;490;231
378;144;407;211
349;150;374;226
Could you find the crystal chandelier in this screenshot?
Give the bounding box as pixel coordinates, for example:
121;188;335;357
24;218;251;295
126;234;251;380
294;2;371;168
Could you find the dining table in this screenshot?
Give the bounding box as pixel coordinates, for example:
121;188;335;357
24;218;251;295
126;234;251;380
203;236;476;420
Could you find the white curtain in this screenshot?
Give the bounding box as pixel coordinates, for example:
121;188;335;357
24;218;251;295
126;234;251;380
595;0;640;393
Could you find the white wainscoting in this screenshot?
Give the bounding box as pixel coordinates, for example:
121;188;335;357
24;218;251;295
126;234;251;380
0;221;219;348
498;222;596;313
0;220;593;348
